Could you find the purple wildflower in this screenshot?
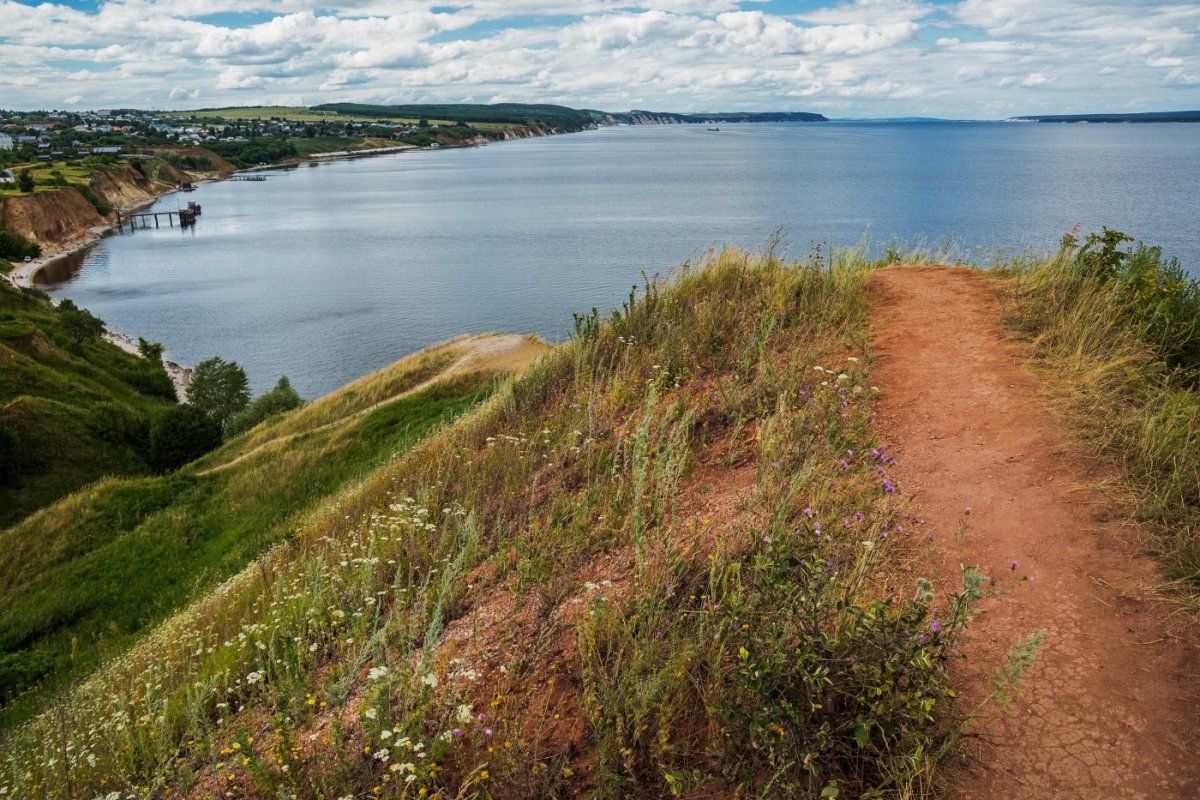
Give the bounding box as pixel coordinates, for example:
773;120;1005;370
930;620;943;634
883;478;896;494
1009;559;1019;571
803;507;815;518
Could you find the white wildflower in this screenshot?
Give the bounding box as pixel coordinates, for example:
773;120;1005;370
421;672;438;688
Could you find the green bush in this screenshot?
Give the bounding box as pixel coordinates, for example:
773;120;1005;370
1069;228;1200;380
224;375;304;437
84;402;150;454
0;230;40;262
148;404;221;472
56;299;105;342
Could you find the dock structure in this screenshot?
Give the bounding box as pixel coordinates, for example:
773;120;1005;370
228;175;267;182
115;204;201;232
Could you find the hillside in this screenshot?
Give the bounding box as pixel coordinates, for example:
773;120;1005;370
0;333;547;729
1008;110;1200;123
0;279;176;528
0;248;985;799
2;236;1196;798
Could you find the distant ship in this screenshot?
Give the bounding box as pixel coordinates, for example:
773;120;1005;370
708;127;720;132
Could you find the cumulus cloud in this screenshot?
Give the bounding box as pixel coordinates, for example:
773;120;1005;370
0;0;1194;116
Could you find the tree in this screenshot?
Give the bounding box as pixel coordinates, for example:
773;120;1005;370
148;404;221;472
16;169;34;193
57;299;105;342
137;336;164;362
186;356;250;431
224;375;304;437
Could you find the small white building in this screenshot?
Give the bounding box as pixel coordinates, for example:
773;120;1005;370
0;170;14;184
0;133;13;151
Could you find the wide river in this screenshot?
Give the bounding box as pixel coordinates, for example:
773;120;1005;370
38;122;1200;397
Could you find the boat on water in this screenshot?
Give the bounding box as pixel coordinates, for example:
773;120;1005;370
708;127;720;132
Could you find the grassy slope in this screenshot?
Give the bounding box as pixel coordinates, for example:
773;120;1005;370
0;281;175;527
0;339;523;729
0;249;980;799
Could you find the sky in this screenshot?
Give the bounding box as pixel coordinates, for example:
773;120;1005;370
0;0;1198;118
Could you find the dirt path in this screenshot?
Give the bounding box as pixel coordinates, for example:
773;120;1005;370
868;267;1199;798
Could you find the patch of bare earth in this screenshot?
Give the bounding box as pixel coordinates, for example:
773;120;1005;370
869;266;1200;798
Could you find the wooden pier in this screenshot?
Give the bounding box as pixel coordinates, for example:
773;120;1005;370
116;202;201;232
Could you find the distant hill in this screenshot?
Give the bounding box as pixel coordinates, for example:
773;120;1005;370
1008;110;1200;123
312;102;597;133
601;109;828;124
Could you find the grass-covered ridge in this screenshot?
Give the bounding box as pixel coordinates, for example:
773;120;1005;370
0;334;542;730
0;248;980;799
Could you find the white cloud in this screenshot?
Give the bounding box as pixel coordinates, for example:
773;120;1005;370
0;0;1195;116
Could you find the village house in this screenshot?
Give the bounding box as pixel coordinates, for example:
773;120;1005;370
0;132;13;150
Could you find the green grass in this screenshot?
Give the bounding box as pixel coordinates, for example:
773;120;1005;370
993;231;1200;597
0;365;498;730
0;280;176;527
0;246;982;799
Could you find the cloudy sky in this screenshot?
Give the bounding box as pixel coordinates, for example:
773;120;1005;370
1;0;1198;118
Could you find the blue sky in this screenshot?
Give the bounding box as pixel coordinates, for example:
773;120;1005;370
1;0;1197;117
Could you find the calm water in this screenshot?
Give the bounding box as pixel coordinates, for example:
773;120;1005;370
39;122;1200;397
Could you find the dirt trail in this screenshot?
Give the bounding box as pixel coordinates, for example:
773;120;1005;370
869;267;1199;798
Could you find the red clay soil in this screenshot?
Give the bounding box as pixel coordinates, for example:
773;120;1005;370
868;267;1200;798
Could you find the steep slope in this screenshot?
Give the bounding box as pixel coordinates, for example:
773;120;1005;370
0;280;176;527
0;333;547;729
1;250;976;799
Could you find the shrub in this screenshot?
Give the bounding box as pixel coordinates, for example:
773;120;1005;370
56;299;105;342
0;230;40;262
224;375;304;437
16;170;34;193
84;402;150;454
148;404;221;472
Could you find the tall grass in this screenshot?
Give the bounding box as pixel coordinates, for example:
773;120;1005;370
1;245;979;799
994;230;1200;591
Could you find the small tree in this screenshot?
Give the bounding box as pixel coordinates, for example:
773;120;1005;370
16;169;34;194
137;337;164;362
57;299;105;342
148;404;221;472
224;375;304;437
187;356;250;431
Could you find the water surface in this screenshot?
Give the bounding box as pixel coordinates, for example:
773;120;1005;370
40;122;1200;397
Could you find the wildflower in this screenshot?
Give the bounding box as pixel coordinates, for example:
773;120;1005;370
374;749;390;762
882;478;896;494
368;666;389;681
421;673;438;688
1010;559;1019;571
803;507;814;518
483;728;493;737
930;620;943;633
246;671;264;685
964;507;972;515
364;708;378;721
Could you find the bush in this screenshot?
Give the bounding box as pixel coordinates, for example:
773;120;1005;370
16;170;34;193
84;402;150;454
224;375;304;437
1070;228;1200;380
148;404;221;472
57;299;105;343
0;230;40;262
